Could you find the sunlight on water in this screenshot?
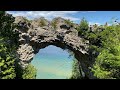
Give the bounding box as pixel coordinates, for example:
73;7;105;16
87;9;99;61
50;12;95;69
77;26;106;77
31;45;74;79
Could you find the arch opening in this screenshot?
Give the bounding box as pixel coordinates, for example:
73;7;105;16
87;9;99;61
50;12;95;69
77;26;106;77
31;45;75;79
18;39;91;78
17;39;91;79
29;39;88;79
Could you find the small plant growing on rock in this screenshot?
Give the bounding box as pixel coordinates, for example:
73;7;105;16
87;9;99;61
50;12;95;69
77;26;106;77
64;19;74;27
39;19;46;27
22;64;37;79
23;17;32;23
70;59;83;79
51;20;57;30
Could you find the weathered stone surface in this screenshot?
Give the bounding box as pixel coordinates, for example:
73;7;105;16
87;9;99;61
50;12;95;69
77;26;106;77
14;16;95;79
14;16;30;31
17;44;34;62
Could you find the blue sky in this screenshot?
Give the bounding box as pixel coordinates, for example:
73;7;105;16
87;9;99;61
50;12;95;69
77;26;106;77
7;11;120;25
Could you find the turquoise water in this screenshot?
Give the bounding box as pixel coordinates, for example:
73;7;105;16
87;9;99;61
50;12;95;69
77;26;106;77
31;45;74;79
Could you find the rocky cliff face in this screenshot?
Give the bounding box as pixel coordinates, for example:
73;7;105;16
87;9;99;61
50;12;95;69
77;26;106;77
14;16;95;79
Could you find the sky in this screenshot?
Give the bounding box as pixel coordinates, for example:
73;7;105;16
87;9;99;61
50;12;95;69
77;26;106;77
7;11;120;25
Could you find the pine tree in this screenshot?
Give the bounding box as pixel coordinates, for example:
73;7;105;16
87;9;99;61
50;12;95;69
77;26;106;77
77;17;89;37
92;25;120;79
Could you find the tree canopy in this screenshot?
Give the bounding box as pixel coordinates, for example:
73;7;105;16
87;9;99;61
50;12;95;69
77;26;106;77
0;11;18;79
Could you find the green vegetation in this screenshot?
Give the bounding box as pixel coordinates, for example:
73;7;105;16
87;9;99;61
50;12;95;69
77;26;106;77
24;17;31;23
64;19;74;26
77;17;89;37
1;11;120;79
77;17;120;79
0;40;16;79
22;64;37;79
91;25;120;79
39;19;46;27
0;11;19;79
51;19;57;29
0;11;36;79
70;59;83;79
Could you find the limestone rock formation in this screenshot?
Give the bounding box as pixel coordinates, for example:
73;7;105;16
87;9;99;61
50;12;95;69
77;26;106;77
14;16;94;78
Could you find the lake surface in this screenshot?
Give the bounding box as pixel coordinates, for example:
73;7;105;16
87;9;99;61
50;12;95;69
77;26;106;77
31;45;74;79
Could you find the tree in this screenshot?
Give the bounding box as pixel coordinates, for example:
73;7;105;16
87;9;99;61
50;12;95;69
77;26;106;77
0;36;16;79
77;17;89;37
0;11;19;79
91;25;120;79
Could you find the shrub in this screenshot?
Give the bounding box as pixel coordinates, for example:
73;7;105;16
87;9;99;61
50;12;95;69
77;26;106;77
22;64;37;79
39;19;46;27
51;19;57;29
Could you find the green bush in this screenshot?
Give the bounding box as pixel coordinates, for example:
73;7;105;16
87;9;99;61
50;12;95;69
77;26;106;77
70;59;83;79
91;25;120;79
39;19;46;27
0;42;16;79
51;19;57;29
0;11;19;79
64;19;74;26
22;64;37;79
77;17;89;37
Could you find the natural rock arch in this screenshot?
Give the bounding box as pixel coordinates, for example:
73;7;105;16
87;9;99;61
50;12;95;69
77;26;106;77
15;16;95;79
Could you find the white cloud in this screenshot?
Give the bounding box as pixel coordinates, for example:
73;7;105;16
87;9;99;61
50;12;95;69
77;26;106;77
80;11;97;13
89;22;101;26
87;11;96;12
7;11;80;22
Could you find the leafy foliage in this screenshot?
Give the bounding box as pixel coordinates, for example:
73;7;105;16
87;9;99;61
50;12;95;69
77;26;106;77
39;19;46;27
51;19;58;29
76;17;120;79
0;38;16;79
77;17;89;37
22;64;37;79
91;25;120;79
64;19;74;26
70;59;83;79
0;11;19;79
